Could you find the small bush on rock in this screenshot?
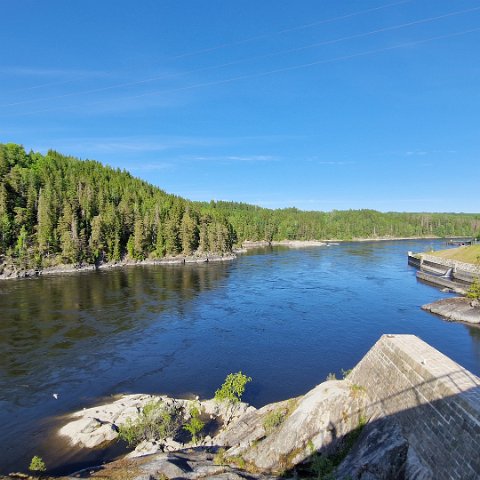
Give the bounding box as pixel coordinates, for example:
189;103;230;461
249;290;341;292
214;371;251;404
29;455;46;472
118;400;178;447
183;405;205;444
263;408;285;434
466;278;480;301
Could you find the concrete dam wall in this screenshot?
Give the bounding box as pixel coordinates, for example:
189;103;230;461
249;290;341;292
349;334;480;480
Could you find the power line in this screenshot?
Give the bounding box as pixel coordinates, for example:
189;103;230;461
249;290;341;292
1;0;414;102
13;26;480;118
171;0;415;59
2;4;479;109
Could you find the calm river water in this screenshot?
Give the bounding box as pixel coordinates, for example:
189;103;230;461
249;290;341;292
1;239;479;473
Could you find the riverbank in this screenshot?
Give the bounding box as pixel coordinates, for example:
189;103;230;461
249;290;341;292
0;253;237;281
1;236;438;280
241;236;442;249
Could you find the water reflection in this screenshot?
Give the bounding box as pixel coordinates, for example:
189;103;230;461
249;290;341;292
467;325;480;364
1;264;229;385
0;263;231;472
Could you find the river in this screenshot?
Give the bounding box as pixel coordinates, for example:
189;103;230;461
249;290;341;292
1;239;479;474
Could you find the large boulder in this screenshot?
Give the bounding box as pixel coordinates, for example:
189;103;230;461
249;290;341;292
59;394;161;448
217;380;369;473
334;418;433;480
334;418;409;479
422;297;480;324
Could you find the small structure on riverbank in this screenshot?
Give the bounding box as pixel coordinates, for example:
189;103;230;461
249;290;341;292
408;250;479;290
446;238;478;246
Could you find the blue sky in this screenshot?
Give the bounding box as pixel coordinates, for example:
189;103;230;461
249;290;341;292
1;0;479;213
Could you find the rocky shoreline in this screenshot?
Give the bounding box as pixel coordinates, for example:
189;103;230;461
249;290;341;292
422;297;480;324
0;253;237;281
241;236;439;249
57;379;370;479
0;237;446;281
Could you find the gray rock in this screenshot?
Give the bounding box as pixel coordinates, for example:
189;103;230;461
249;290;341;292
218;380;368;473
133;449;281;480
422;297;480;324
404;447;434;480
334;418;408;480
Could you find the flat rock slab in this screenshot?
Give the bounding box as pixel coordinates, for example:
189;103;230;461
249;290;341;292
422;297;480;324
78;448;283;480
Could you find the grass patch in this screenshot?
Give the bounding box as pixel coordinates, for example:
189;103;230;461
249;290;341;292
349;384;366;398
263;408;285;434
425;245;480;265
213;448;227;465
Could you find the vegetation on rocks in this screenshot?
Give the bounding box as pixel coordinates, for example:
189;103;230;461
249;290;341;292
214;372;252;405
262;408;286;434
118;400;178;447
28;455;46;472
183;405;205;445
466;278;480;301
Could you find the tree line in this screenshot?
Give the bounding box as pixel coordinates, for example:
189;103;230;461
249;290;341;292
1;143;479;269
0;143;234;268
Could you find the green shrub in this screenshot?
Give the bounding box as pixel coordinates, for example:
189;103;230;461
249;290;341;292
213;448;226;465
310;453;334;479
118;400;178;447
263;408;285;434
325;372;336;381
29;455;46;472
183;405;205;444
214;372;251;404
466;278;480;300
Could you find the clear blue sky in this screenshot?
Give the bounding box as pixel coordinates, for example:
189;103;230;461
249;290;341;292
1;0;479;213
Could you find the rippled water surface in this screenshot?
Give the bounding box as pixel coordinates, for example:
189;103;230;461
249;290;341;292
1;239;479;473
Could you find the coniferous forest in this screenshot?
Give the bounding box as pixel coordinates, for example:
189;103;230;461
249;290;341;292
1;143;479;271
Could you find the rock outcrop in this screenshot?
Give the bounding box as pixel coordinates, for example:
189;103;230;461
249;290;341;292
334;418;432;480
217;380;368;472
59;380;369;478
56;335;480;480
59;394;253;451
422;296;480;324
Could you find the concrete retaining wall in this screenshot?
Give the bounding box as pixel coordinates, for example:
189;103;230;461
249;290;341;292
416;271;467;293
408;252;479;285
349;335;480;480
420;254;480;275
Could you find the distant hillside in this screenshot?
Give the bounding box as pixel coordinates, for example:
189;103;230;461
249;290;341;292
0;143;234;270
1;143;479;270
